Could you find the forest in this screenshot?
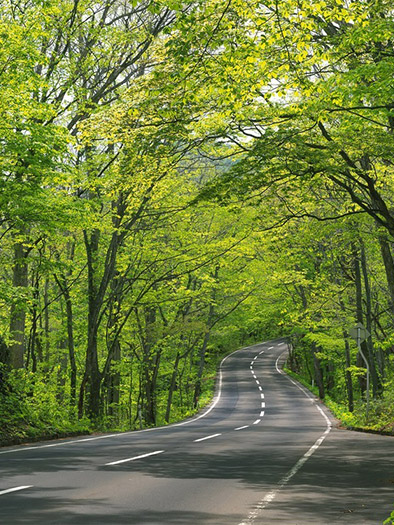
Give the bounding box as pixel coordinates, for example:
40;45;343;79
1;0;394;445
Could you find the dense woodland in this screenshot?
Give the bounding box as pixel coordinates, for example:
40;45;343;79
1;0;394;444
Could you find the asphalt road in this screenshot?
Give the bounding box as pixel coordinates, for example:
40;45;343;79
1;339;393;524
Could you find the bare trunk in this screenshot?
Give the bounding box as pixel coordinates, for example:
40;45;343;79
377;231;394;320
311;342;325;399
360;242;382;397
343;333;354;412
9;241;28;369
353;243;367;394
165;352;180;423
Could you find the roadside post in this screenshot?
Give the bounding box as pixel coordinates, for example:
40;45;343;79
349;322;370;420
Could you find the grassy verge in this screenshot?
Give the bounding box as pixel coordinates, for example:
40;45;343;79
283;367;394;436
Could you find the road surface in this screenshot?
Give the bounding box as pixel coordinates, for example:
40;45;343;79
1;339;393;524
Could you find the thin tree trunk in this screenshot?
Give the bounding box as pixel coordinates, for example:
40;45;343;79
343;332;354;412
311;342;325;399
43;278;50;361
377;231;394;320
165;352;180;423
82;228;102;420
54;273;77;408
360;241;382;397
353;243;367;394
9;241;28;369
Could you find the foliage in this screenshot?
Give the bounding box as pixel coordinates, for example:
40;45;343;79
0;0;393;444
384;508;394;525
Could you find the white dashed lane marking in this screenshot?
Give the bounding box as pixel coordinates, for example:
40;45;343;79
0;486;33;497
194;433;222;443
249;349;267;426
239;350;332;525
105;450;164;466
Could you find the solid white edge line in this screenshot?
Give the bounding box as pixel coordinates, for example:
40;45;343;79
235;426;249;431
194;433;222;443
239;351;332;525
0;346;248;455
0;341;277;457
105;450;164;466
0;486;33;496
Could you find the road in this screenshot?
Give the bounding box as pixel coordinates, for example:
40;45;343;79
1;339;393;524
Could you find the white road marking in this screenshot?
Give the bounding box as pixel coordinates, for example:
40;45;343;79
253;419;261;425
260;411;265;417
260;393;265;399
239;351;332;525
194;433;222;443
254;355;258;360
259;350;265;355
235;426;249;431
261;402;265;408
258;386;263;391
268;346;274;349
0;346;247;456
250;365;253;370
0;486;33;496
256;380;260;385
252;374;257;379
106;450;164;466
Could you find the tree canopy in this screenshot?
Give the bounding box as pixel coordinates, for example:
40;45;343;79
1;0;394;443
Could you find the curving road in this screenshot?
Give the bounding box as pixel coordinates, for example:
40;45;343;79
1;340;393;524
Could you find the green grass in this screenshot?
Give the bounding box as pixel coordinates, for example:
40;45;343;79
283;367;394;436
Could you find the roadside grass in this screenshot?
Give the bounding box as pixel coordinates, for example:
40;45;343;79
384;508;394;525
283;367;394;436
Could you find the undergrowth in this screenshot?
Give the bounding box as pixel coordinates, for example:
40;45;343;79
283;367;394;435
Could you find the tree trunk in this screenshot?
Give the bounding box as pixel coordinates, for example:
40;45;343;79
360;241;382;397
54;273;78;408
139;306;159;426
103;273;123;419
193;329;211;408
377;231;394;320
352;243;367;394
343;332;354;412
165;352;180;423
43;278;50;361
311;342;325;399
9;241;28;369
82;228;102;420
106;339;121;418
